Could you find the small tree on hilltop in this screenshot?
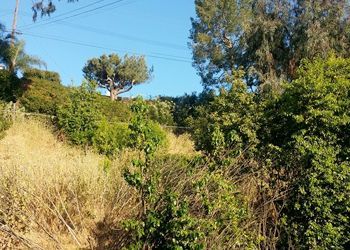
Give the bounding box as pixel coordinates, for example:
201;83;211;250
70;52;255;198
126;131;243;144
83;54;152;100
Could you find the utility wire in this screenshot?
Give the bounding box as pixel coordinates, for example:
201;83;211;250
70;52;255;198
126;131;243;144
18;0;108;29
19;31;192;63
10;9;187;53
56;21;188;51
19;0;128;31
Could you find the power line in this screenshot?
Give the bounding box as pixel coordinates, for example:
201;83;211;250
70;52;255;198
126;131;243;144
20;32;192;63
19;0;129;31
56;21;188;51
18;0;108;29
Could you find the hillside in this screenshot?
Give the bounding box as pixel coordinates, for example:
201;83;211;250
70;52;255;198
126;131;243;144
0;118;197;249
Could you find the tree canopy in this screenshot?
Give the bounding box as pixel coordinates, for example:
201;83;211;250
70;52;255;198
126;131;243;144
83;54;152;100
191;0;350;90
0;24;45;73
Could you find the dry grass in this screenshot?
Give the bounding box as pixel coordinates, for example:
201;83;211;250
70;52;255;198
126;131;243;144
0;118;265;249
165;131;198;156
0;118;136;249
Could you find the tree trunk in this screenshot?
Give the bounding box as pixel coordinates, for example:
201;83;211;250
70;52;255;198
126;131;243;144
11;0;20;45
9;0;20;72
110;88;116;100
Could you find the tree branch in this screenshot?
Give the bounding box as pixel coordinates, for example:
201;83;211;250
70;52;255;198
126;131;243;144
115;83;133;96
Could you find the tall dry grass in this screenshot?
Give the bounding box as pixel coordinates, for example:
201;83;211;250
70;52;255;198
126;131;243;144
0;118;137;249
0;118;200;249
0;117;275;249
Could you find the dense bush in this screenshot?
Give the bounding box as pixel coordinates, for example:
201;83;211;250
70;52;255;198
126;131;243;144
147;98;175;126
272;57;350;249
57;82;101;146
92;119;130;156
19;77;69;115
95;95;132;122
23;68;61;83
187;56;350;249
190;70;259;161
58;90;168;155
0;70;22;102
167;91;214;128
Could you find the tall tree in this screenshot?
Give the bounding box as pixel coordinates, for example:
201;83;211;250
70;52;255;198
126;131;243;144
0;24;45;73
190;0;350;90
83;54;152;100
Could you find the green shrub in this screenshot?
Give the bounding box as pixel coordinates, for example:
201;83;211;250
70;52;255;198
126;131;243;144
190;70;259;161
92;119;130;156
95;95;131;122
19;78;69;115
0;70;22;102
123;98;208;249
23;68;61;83
147;98;175;126
57;82;101;146
146;121;168;150
268;56;350;249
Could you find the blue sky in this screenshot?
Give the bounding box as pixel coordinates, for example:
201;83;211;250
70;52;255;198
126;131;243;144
1;0;202;97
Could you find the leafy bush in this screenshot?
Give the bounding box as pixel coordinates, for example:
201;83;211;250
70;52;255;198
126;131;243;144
95;95;132;122
274;56;350;249
190;70;259;161
19;78;69;115
23;68;61;83
123;98;207;249
147;98;175;126
166;91;214;128
0;70;22;102
57;82;101;146
92;119;130;156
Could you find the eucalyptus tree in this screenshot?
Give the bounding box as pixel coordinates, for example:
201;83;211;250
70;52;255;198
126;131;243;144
191;0;350;90
83;54;152;100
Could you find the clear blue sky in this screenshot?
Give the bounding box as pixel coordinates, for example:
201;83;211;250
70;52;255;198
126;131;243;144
1;0;202;97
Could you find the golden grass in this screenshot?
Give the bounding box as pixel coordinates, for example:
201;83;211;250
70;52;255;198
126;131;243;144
0;118;135;249
0;118;200;249
165;131;198;156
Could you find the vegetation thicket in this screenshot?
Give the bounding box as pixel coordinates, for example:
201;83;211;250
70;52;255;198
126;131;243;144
19;69;70;115
1;1;350;249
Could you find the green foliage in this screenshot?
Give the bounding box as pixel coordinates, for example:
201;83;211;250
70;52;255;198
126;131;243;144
191;0;350;89
123;97;206;249
23;68;61;83
170;91;214;128
92;119;130;156
19;71;69;115
191;70;259;160
83;54;152;99
95;95;131;122
147;98;175;126
0;101;12;139
274;56;350;249
124;191;206;250
0;35;45;73
57;81;101;146
0;70;22;102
